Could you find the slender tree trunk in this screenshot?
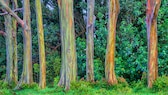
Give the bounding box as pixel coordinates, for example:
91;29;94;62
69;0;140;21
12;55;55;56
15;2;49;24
105;0;120;85
22;0;33;84
15;0;33;89
146;0;161;88
35;0;46;89
86;0;95;82
0;0;24;28
12;0;18;84
0;0;32;88
4;0;13;84
57;0;77;90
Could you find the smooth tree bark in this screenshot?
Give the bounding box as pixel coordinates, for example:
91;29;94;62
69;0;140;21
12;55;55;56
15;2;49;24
86;0;95;82
12;0;18;84
21;0;33;84
57;0;77;90
0;0;32;88
4;0;14;84
0;0;21;84
15;0;33;89
105;0;120;85
146;0;161;88
0;0;24;28
35;0;46;89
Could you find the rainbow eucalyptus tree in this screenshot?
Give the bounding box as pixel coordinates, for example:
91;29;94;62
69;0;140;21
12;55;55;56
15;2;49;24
35;0;46;89
146;0;161;88
16;0;33;88
57;0;77;90
105;0;120;85
0;0;18;84
4;0;13;84
11;0;18;84
86;0;95;82
0;0;33;89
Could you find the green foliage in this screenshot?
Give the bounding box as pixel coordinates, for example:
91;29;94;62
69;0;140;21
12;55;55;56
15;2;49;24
46;52;61;84
94;58;104;80
1;79;168;95
0;81;9;89
153;76;168;91
0;80;16;89
76;37;104;80
157;0;168;76
131;80;146;92
76;37;86;78
0;89;13;95
33;63;40;73
0;36;6;80
21;83;39;90
0;0;168;90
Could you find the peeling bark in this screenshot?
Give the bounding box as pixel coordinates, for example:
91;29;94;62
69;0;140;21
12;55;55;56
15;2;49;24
4;0;13;84
146;0;161;88
57;0;77;90
35;0;46;89
15;0;33;89
0;0;24;29
105;0;120;85
12;0;18;84
86;0;95;82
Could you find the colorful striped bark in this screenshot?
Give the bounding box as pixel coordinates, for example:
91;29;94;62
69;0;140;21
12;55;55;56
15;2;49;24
12;0;18;84
146;0;161;88
57;0;77;90
16;0;33;88
22;0;33;84
105;0;120;85
35;0;46;89
4;0;13;84
86;0;95;82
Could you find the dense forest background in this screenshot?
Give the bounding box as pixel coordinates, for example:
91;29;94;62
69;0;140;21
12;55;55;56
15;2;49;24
0;0;168;94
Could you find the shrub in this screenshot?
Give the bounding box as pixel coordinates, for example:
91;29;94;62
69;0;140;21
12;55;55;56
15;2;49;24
46;52;61;85
153;75;168;91
21;82;39;90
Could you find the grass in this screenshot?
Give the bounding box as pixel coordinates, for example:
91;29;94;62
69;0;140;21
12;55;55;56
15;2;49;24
1;76;168;95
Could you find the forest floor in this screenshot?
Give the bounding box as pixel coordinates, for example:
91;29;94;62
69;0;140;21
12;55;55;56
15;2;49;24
0;77;168;95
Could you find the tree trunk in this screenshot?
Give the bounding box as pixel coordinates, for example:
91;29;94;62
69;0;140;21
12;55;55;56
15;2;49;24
105;0;120;85
146;0;161;88
0;0;32;89
86;0;95;82
22;0;33;84
0;0;24;28
4;0;13;84
57;0;77;90
16;0;33;89
12;0;18;84
35;0;46;89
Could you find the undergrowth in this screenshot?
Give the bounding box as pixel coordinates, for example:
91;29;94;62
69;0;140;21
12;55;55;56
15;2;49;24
1;76;168;95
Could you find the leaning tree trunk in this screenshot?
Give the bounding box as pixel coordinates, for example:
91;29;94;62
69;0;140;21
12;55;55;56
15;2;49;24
4;0;13;84
105;0;120;85
35;0;46;89
57;0;77;90
0;0;32;87
12;0;18;84
86;0;95;82
146;0;161;88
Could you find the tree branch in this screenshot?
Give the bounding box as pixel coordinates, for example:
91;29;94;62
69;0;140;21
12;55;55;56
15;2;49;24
50;30;87;50
0;30;6;36
0;8;22;16
0;0;24;28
